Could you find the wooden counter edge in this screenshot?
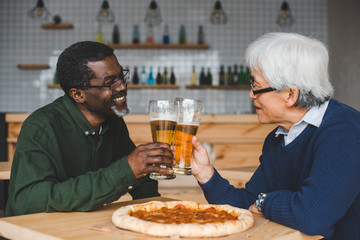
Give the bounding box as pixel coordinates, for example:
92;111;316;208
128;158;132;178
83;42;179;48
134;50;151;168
5;113;263;124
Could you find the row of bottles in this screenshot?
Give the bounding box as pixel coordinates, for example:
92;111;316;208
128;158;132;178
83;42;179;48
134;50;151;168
97;24;205;45
135;24;204;45
131;66;177;85
219;65;251;86
191;65;251;86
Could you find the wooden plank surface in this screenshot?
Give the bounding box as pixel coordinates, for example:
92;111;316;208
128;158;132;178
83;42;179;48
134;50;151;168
0;162;11;180
0;196;322;240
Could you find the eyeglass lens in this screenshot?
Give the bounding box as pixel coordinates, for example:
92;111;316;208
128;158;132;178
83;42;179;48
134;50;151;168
110;70;129;94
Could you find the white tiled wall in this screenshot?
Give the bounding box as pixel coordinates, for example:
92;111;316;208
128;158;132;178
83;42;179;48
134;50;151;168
0;0;327;114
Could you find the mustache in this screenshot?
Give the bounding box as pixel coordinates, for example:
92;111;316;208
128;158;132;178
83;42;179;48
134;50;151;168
111;90;127;101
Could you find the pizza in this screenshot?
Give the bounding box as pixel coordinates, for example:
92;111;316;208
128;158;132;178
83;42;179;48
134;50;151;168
112;201;254;238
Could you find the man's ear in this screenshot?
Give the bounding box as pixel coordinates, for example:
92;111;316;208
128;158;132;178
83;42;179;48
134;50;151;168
285;86;300;107
69;88;86;103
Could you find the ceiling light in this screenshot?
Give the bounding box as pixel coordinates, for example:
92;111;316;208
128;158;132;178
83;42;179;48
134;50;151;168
27;0;50;20
144;0;162;26
210;1;228;24
96;0;115;23
276;1;295;28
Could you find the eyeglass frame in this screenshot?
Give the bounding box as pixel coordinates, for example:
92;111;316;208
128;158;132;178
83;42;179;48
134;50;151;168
249;75;276;95
81;69;130;92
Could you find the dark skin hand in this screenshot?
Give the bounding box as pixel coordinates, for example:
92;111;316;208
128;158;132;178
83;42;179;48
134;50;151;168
127;142;176;178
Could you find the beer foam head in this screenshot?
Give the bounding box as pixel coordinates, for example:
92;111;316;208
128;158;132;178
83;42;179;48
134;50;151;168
149;114;177;122
177;99;203;124
149;100;178;121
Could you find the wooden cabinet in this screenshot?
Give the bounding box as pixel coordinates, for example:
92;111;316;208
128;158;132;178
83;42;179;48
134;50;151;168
5;113;274;168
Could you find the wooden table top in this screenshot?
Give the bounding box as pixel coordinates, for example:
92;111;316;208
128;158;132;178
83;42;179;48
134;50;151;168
0;196;322;240
0;162;11;180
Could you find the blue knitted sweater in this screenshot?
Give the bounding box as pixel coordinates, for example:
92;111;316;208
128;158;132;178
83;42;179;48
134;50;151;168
199;99;360;240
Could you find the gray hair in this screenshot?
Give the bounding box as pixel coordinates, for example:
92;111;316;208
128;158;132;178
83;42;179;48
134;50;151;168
245;32;333;109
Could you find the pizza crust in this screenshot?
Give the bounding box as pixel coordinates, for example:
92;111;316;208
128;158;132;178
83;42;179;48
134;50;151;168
112;201;254;238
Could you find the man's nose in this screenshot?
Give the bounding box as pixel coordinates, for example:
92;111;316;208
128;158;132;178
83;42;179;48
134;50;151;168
111;80;127;94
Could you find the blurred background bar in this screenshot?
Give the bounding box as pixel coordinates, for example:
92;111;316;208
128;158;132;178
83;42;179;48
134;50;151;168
1;0;358;114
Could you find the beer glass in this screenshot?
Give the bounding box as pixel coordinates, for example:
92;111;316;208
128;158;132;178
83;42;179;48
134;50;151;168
148;100;178;179
173;98;204;175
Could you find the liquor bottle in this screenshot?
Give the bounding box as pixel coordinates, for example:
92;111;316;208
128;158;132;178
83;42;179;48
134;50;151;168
132;66;139;84
233;64;239;85
197;25;205;44
226;66;233;85
147;66;154;85
178;25;186;44
140;66;147;84
170;67;176;85
245;67;251;84
206;67;213;85
163;67;168;84
219;65;225;85
132;25;140;44
156;67;162;84
53;70;58;84
162;24;170;44
112;24;120;44
239;65;245;85
199;67;206;85
146;24;154;44
191;66;197;85
96;24;103;43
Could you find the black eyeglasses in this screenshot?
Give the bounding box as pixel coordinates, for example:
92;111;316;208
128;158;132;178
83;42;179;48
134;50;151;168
84;69;129;94
250;75;276;95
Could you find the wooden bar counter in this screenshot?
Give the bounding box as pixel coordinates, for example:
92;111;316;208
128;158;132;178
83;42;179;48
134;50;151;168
5;113;275;169
0;196;322;240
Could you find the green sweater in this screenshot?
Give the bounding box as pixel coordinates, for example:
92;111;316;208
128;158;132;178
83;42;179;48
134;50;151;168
5;95;159;216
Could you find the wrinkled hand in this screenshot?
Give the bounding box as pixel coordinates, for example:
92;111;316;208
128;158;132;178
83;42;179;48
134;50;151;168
127;143;175;178
249;203;262;215
191;136;214;184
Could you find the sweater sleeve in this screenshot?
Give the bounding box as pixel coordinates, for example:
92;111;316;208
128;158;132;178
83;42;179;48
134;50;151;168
261;122;360;237
199;167;267;209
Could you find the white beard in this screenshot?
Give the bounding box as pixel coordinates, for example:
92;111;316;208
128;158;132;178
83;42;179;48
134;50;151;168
111;105;130;117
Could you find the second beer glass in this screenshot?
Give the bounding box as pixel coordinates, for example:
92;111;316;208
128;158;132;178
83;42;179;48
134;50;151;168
173;98;204;175
148;100;178;179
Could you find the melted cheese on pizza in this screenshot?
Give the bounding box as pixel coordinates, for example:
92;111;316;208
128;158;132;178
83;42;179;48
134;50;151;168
130;204;237;224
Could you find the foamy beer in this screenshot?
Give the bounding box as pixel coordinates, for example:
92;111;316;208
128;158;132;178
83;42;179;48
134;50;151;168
173;98;204;175
148;100;178;179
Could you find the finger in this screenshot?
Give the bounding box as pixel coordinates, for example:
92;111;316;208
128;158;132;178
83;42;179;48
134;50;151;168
143;147;174;158
140;142;172;150
147;165;174;174
144;155;175;166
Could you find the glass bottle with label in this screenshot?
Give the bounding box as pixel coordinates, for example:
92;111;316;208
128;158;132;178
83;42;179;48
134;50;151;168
245;67;251;84
197;25;205;44
199;67;206;85
96;24;103;43
170;67;176;85
132;66;139;84
239;65;245;85
140;66;147;84
233;64;239;85
191;66;197;85
162;24;170;44
147;66;154;84
132;25;140;44
112;24;120;44
163;67;168;84
226;66;233;85
146;24;154;44
206;67;212;85
178;25;186;44
219;65;225;85
156;67;162;84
